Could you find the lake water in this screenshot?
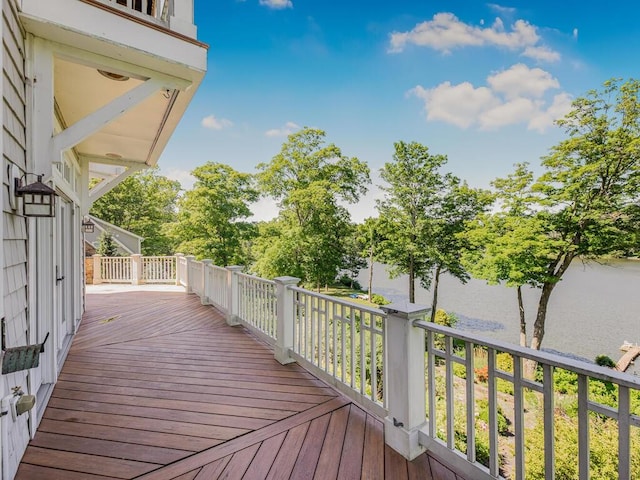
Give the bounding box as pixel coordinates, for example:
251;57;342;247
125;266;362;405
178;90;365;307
358;260;640;375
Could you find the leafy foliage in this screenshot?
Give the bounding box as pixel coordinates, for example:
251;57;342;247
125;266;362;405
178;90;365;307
167;162;258;265
356;216;387;300
595;354;617;368
254;127;370;287
377;141;491;311
370;293;390;305
464;79;640;352
90;168;180;255
96;230;119;257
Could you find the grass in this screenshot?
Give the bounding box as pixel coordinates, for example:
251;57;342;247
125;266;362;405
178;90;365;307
322;285;381;308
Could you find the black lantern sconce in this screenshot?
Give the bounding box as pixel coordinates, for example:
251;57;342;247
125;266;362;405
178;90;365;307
14;174;57;218
82;216;95;234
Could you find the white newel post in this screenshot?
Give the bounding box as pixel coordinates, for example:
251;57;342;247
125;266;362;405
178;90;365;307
225;266;243;326
201;260;212;305
274;276;300;365
131;254;142;285
93;255;102;285
175;253;183;285
170;0;197;38
185;255;196;293
381;302;429;460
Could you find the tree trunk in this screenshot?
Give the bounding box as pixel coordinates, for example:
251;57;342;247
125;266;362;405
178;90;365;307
531;282;555;351
368;246;374;301
524;281;556;378
517;286;526;347
430;265;441;322
409;257;415;303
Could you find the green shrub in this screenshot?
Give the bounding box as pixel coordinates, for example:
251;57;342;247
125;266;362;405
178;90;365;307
476;399;510;435
525;410;640;479
434;309;458;327
496;352;513;373
370;293;390;305
336;274;361;290
595;354;616;368
452;362;466;379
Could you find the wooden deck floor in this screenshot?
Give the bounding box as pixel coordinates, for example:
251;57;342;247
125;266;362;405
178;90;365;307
16;289;465;480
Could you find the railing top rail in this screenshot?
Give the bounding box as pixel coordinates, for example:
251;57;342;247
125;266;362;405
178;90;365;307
290;286;385;317
143;255;176;260
414;319;640;389
237;272;276;286
209;264;228;273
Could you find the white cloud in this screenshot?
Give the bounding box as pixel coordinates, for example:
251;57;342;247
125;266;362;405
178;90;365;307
265;121;300;137
488;63;559;99
410;64;571;133
522;45;561;62
527;93;573;133
573;28;579;40
201;115;233;130
259;0;292;9
388;12;560;63
487;3;517;16
480;97;537;129
410;83;499;129
163;168;195;190
249;197;279;222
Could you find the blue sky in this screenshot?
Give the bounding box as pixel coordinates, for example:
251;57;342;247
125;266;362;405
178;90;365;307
159;0;640;221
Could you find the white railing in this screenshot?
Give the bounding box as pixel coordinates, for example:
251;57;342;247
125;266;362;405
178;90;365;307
189;261;203;297
93;255;640;479
204;264;229;312
237;273;277;344
142;256;176;283
176;255;188;286
99;256;131;283
399;317;640;480
92;254;177;285
291;287;386;415
102;0;171;23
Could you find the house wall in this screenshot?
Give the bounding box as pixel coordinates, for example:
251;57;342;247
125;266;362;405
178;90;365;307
2;0;31;477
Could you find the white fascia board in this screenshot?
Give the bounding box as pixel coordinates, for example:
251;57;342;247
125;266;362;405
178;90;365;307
89;215;144;241
19;0;207;78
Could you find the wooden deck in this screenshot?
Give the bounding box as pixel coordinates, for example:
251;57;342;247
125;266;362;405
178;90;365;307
617;344;640;372
16;288;465;480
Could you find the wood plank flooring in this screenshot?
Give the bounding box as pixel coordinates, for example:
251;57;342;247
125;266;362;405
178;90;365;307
16;289;466;479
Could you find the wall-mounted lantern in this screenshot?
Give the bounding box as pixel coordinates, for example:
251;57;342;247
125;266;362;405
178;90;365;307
82;217;96;234
14;174;57;217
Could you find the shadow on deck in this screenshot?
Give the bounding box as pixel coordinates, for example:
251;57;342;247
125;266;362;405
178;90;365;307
17;288;465;479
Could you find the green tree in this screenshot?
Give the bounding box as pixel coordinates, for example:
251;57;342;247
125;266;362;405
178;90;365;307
167;162;258;266
427;177;492;321
377;141;446;303
90;168;180;255
466;79;640;355
341;223;367;288
254;127;370;288
463;164;557;347
356;217;386;301
527;78;640;351
377;140;489;314
96;230;119;257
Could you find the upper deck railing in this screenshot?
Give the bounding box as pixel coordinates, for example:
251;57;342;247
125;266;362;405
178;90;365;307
93;254;640;479
98;0;170;23
90;0;196;38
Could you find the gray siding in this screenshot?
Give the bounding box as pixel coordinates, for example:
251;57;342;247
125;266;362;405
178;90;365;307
3;0;30;476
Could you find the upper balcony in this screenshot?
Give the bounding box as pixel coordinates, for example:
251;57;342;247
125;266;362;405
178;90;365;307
18;0;207;197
